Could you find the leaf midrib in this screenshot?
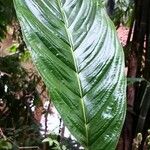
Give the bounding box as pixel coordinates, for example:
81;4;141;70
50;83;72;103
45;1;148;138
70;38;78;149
56;0;89;147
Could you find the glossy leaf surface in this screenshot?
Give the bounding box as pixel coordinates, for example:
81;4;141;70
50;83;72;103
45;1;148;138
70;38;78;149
14;0;126;149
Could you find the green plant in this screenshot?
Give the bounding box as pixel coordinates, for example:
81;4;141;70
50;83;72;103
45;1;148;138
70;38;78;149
42;137;67;150
0;129;12;150
106;0;134;27
14;0;126;149
0;139;12;150
113;0;134;27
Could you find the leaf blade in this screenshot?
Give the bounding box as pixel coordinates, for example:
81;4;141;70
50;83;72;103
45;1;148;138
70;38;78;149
14;0;126;149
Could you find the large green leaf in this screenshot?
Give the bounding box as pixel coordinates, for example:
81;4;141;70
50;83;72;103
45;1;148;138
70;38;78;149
14;0;126;149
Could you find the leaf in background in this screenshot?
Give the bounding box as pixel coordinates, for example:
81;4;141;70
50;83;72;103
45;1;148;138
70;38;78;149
42;137;53;146
7;44;19;53
111;0;134;26
14;0;126;149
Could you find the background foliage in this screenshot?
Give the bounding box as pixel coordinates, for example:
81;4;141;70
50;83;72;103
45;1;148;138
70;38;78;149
0;0;15;41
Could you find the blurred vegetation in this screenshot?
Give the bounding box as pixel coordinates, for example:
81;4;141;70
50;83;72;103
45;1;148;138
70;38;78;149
112;0;134;27
0;1;45;149
0;0;15;41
